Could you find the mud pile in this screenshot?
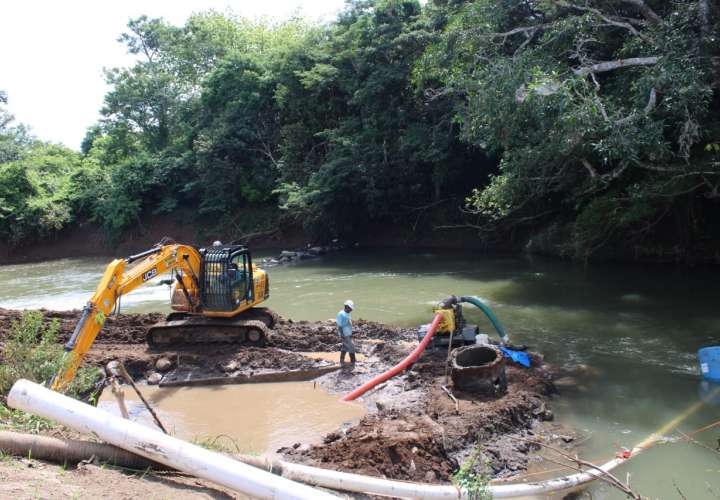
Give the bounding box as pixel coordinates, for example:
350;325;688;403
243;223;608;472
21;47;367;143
0;308;164;344
286;412;457;482
269;318;412;352
286;355;556;479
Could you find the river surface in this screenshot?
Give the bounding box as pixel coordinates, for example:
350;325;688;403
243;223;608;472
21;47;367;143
1;249;719;498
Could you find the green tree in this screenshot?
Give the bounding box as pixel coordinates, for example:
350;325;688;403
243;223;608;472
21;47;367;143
276;0;477;239
0;142;82;244
419;0;720;258
0;91;31;164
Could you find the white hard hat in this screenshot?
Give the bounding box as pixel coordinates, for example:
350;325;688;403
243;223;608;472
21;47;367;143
344;299;355;310
212;240;222;247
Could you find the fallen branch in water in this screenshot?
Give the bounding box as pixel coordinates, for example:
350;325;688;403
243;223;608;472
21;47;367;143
674;479;689;500
677;430;720;459
689;419;720;437
107;361;168;434
539;454;637;498
510;435;641;499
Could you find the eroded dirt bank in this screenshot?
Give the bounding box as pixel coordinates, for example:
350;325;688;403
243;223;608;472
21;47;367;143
0;307;566;492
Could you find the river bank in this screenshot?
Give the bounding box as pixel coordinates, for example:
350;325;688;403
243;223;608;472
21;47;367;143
0;213;499;266
5;215;720;267
0;307;567;496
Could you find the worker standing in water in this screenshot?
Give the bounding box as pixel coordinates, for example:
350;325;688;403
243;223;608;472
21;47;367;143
336;300;356;367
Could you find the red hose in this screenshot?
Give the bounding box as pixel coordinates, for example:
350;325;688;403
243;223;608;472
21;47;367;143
342;312;444;401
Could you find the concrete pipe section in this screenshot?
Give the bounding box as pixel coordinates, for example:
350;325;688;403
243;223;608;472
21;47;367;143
450;344;507;395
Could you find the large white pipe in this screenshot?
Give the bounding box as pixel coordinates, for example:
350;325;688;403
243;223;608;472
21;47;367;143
247;454;639;499
8;379;337;500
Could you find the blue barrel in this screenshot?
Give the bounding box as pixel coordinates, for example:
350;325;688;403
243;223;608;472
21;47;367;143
698;346;720;382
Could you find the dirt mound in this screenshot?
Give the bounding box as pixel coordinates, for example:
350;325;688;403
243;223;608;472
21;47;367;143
287;341;557;482
0;308;410;352
166;347;329;377
426;366;555;476
0;308;164;345
283;412;458;482
269;320;339;351
0;308;352;382
271;318;414;352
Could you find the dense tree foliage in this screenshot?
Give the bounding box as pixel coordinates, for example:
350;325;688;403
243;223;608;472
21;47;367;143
2;1;718;261
0;95;86;244
422;0;720;259
273;0;479;237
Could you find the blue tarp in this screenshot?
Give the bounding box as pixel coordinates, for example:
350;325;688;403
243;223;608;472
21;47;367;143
499;346;531;368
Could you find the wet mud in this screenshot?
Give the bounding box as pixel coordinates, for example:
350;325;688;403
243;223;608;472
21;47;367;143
0;307;561;486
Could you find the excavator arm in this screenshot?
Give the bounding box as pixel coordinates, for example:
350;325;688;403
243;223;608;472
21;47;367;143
51;243;202;391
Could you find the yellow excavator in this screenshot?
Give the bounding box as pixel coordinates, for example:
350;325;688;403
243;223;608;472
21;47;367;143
52;238;275;391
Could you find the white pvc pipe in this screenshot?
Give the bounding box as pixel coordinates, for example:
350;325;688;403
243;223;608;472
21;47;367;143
271;454;638;499
279;461;462;498
8;379;338;500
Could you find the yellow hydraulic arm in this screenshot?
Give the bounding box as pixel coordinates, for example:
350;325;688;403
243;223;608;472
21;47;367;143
51;243;202;391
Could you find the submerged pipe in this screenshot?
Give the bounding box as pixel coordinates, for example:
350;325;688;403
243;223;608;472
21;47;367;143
8;379;338;500
342;312;443;401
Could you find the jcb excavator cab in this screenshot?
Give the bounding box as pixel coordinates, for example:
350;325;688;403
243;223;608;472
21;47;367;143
200;245;255;312
169;244;269;316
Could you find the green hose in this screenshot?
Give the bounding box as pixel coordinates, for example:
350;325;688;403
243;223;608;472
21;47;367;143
459;295;510;342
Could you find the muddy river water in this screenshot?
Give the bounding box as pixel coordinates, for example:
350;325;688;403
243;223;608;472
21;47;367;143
98;381;365;456
1;249;719;498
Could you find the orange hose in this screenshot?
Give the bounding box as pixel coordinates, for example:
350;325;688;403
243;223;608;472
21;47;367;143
342;312;443;401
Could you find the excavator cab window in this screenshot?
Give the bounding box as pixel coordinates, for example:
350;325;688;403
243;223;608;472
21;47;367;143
200;246;253;312
229;252;252;305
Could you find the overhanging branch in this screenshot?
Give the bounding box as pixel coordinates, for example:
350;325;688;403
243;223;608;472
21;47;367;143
554;1;645;38
484;24;549;45
574;57;659;76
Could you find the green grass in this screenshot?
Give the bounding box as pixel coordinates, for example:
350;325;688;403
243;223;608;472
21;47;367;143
453;447;492;500
0;403;56;433
191;434;244;454
0;311;101;433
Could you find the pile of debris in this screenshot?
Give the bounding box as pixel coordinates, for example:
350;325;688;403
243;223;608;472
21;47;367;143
260;242;344;266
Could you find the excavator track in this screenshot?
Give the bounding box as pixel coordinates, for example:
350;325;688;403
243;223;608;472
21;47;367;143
147;307;277;349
